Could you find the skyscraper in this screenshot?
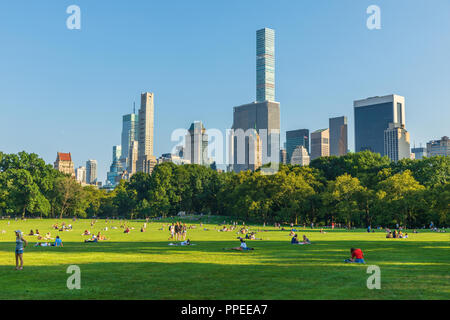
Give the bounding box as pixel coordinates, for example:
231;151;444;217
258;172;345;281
286;129;309;163
329;116;348;156
185;121;209;165
128;140;139;175
106;146;123;186
137;92;156;174
354;94;405;156
411;147;427;160
231;101;280;172
279;149;287;164
86;159;97;185
384;123;411;162
310;129;329;160
256;28;275;102
120;112;138;169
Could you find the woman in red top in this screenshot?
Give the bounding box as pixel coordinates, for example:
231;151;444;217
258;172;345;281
345;248;365;264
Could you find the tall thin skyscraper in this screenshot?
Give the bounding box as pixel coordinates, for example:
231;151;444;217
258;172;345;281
329;116;348;156
354;94;405;156
256;28;275;102
120;112;138;169
384;123;411;162
137;92;156;173
185;121;209;165
86;159;98;185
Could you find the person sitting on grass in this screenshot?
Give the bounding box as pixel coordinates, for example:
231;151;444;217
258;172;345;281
224;238;254;251
291;234;299;244
386;232;393;238
84;234;98;243
301;235;311;244
124;227;130;234
28;229;34;236
53;235;63;247
82;230;91;236
344;248;365;264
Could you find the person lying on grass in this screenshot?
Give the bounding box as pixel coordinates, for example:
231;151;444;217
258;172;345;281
84;234;98;243
344;248;365;264
224;238;254;251
168;239;192;246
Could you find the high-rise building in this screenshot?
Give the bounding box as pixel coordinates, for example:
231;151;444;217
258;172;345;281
279;149;287;164
329;116;348;156
128;140;139;175
354;94;405;156
137;92;156;174
427;136;450;156
290;145;310;166
286;129;309;163
75;166;86;184
185;121;209;165
231;101;280;172
106;146;123;187
248;128;262;171
86;160;98;185
411;147;427;160
310;129;329;160
54;152;75;177
384;123;411;162
120;112;138;169
256;28;275;102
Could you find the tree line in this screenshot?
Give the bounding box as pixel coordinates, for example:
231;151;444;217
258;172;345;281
0;150;448;227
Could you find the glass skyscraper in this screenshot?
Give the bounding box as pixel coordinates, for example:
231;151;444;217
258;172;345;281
354;94;405;156
256;28;275;102
286;129;309;163
120;113;138;168
329;116;348;156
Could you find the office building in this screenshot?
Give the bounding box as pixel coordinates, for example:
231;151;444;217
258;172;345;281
54;152;75;177
120;112;138;169
427;136;450;156
384;123;411;162
106;146;123;187
86;159;98;185
248;128;262;171
256;28;275;102
286;129;309;163
290;145;310;166
279;149;287;164
137;92;157;174
75;166;86;184
354;94;405;156
185;121;209;165
310;129;329;160
411;147;427;160
329;116;348;156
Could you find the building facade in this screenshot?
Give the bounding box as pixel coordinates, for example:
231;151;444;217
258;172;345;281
329;116;348;156
75;166;86;184
279;149;287;164
54;152;75;177
384;123;411;162
137;92;156;174
286;129;309;163
290;145;310;166
120;112;138;169
86;159;98;185
411;147;427;160
106;145;123;187
185;121;209;165
354;94;405;156
427;136;450;156
310;129;329;160
256;28;275;102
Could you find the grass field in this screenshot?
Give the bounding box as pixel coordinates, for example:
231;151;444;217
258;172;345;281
0;217;448;300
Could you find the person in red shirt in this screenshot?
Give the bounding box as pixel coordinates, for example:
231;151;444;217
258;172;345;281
345;248;365;264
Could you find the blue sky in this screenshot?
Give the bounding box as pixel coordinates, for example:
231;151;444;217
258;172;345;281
1;0;449;182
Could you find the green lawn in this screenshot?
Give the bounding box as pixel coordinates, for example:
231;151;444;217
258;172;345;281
0;218;448;300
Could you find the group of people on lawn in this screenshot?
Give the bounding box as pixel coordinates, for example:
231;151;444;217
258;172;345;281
11;220;370;270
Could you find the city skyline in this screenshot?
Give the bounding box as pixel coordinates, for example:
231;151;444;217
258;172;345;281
1;1;449;181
